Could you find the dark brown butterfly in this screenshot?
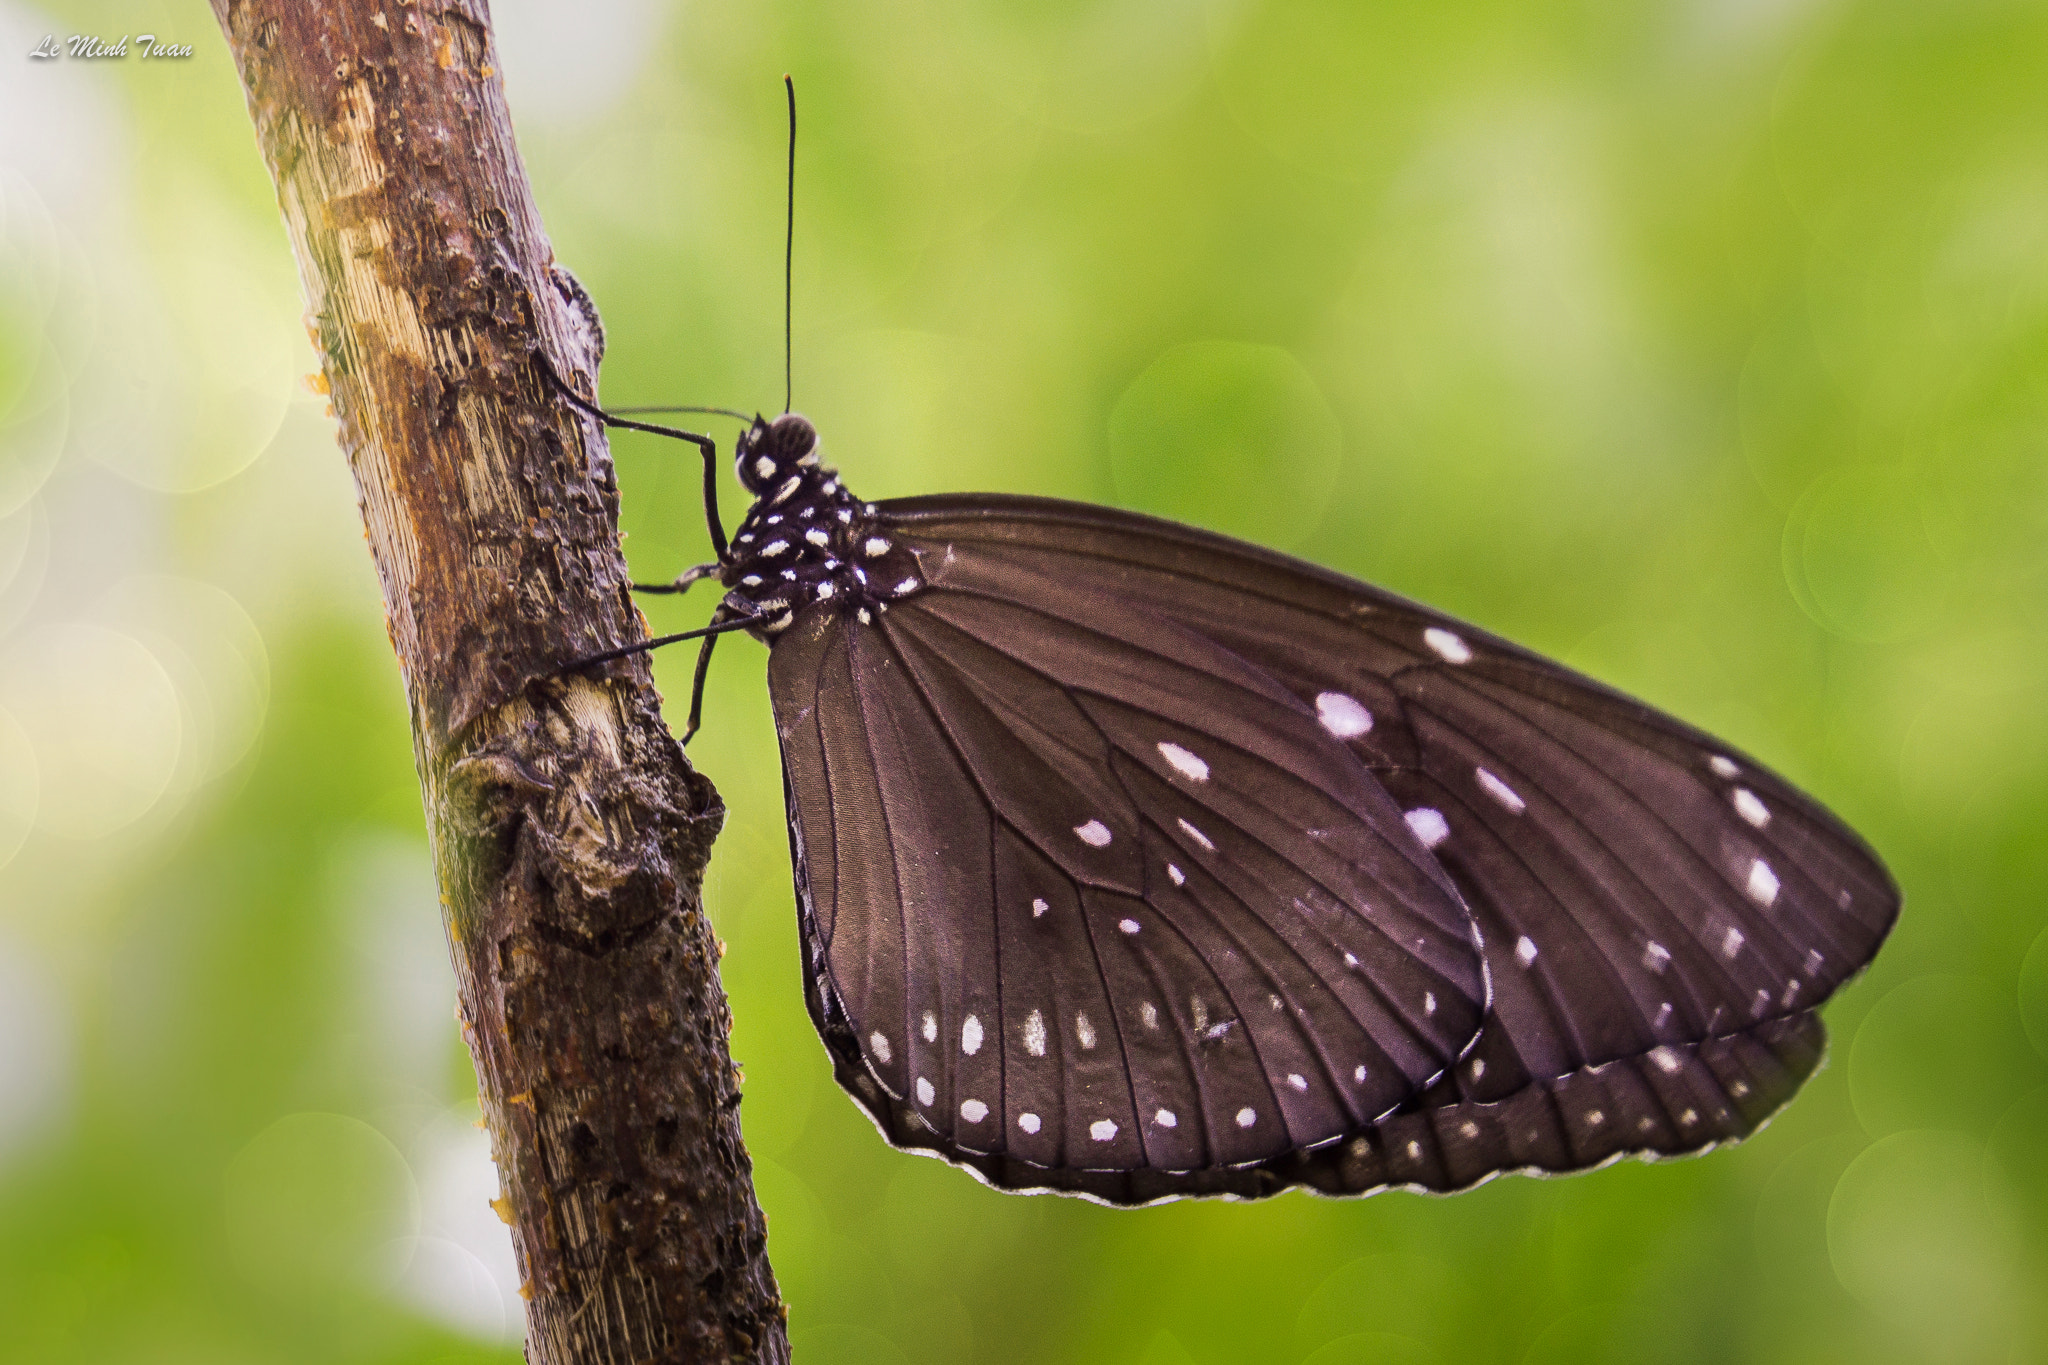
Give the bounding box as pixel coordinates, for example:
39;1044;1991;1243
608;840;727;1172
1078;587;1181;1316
537;80;1898;1206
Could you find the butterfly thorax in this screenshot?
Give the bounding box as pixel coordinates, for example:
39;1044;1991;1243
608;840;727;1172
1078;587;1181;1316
723;413;926;638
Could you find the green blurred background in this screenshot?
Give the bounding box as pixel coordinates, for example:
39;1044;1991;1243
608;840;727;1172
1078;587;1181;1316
2;0;2044;1361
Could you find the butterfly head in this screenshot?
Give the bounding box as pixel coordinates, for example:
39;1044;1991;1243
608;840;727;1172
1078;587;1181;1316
735;412;821;495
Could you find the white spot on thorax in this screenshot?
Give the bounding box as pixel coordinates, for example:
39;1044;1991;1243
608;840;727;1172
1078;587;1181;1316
1424;628;1473;664
1177;818;1215;851
1477;768;1526;814
1315;692;1373;738
762;540;790;557
921;1011;937;1043
892;577;919;595
1118;918;1141;935
960;1099;988;1122
1075;820;1113;847
915;1076;934;1106
753;455;776;479
1746;858;1780;907
771;475;801;506
1157;742;1210;782
1722;926;1745;958
1154;1108;1178;1128
1732;787;1770;828
1515;936;1538;967
1018;1112;1041;1134
857;608;872;625
1235;1107;1257;1128
1709;754;1739;778
1090;1119;1119;1142
962;1014;983;1055
815;581;835;600
1405;808;1450;848
804;528;829;547
869;1031;892;1063
1023;1009;1046;1057
1075;1012;1097;1050
741;574;763;586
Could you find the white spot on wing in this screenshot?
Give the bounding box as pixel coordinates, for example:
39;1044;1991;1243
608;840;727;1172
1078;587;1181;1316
1424;627;1473;664
1154;1108;1178;1128
1031;898;1048;918
1733;787;1770;828
960;1099;988;1123
1515;936;1538;967
863;537;890;557
1649;1046;1681;1074
1405;808;1450;848
1644;941;1671;973
1477;768;1526;814
869;1032;892;1063
921;1011;937;1043
893;577;919;595
1090;1119;1118;1142
1354;1065;1369;1083
1140;1002;1159;1029
1023;1010;1046;1057
1074;820;1113;847
1018;1112;1041;1134
1235;1107;1257;1128
1746;858;1780;906
1118;918;1141;935
1722;926;1745;958
1804;948;1824;977
1167;864;1185;886
1287;1073;1308;1091
1157;742;1210;782
1177;818;1215;851
915;1076;934;1106
961;1015;983;1055
1710;754;1739;778
1076;1012;1097;1050
1315;692;1373;738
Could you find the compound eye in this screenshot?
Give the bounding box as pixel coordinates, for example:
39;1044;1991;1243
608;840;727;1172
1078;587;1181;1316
770;413;817;462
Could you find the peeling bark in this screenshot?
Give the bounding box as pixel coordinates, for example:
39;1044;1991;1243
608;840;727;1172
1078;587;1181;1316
210;2;788;1360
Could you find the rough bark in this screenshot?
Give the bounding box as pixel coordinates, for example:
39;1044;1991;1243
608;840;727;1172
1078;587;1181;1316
209;3;789;1360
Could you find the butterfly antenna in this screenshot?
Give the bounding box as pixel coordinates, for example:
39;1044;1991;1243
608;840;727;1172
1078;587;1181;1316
783;73;797;415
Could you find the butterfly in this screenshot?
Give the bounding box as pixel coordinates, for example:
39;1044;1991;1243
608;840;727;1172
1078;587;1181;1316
537;82;1898;1206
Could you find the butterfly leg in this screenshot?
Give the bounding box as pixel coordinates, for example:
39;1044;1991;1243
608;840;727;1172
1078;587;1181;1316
533;348;732;564
679;607;731;746
633;561;723;596
551;608;759;677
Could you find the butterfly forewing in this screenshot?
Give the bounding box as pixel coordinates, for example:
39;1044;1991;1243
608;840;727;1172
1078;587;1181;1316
774;494;1898;1198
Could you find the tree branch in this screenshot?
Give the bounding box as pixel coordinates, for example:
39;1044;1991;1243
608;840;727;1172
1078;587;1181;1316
208;3;789;1360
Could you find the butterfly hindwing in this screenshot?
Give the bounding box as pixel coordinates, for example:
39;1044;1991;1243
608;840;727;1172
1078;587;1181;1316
768;541;1491;1177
